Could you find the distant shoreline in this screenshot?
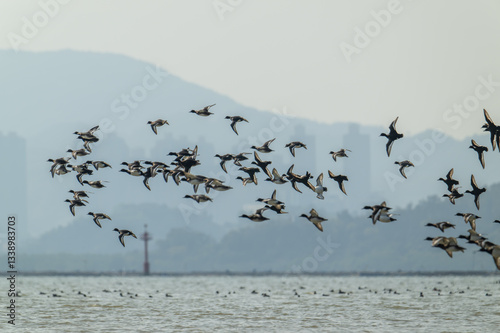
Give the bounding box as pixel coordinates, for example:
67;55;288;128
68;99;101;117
2;271;499;277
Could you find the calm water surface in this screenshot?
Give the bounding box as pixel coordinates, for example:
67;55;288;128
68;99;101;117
1;275;499;332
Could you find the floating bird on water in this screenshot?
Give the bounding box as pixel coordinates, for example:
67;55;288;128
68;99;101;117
380;117;403;157
300;209;328;232
329;149;351;162
147;119;169;134
481;109;499;151
313;173;327;200
456;213;481;231
251;151;272;178
64;199;86;216
251;138;275;153
285;141;307;157
113;228;137;247
394;160;414;179
469;139;488;169
438;168;459;192
87;212;111;228
240;208;269;222
465;174;486;210
225;116;248;135
327;170;348;195
184;194;213;203
425;221;455;233
190;104;215;116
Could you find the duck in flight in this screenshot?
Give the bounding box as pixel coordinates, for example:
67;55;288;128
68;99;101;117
190;104;215;116
184;194;213;203
442;187;463;205
257;189;284;208
438;168;459;192
87;212;111;228
363;201;392;225
67;149;90;160
147;119;169;134
427;236;465;258
327;170;348;195
239;167;260;185
394;160;414;179
329;149;351;162
64;199;86;216
425;221;455;233
240;208;269;222
285;141;307;157
265;168;288;185
251;138;275;153
215;154;234;173
469;139;488;169
225;116;249;135
300;209;328;232
251;151;272;178
455;213;481;231
82;180;107;189
313;173;327;200
113;228;137;247
380;117;403;157
465;174;486;210
233;152;251;166
481;109;499;151
286;165;315;193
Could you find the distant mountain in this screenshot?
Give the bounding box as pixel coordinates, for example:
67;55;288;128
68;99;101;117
1;50;500;256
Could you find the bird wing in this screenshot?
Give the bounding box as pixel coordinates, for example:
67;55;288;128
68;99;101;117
447;168;454;179
220;160;227;173
386;139;394;157
389;117;399;133
399;166;407;179
93;217;102;228
470;174;478;190
254;151;262;163
271;189;277;200
291;181;302;193
317;173;323;186
327;170;334;179
272;168;280;179
313;221;323;232
484;109;494;126
118;234;125;247
69;203;76;216
289;146;295;157
310;208;319;217
338;179;347;195
264;138;276;147
230;121;239;135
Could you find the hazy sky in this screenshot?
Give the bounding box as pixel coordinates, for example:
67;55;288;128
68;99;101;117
1;0;500;138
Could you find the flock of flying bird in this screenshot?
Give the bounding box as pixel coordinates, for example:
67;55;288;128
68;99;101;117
47;105;500;270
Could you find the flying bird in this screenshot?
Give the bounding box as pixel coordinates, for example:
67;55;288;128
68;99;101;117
285;141;307;157
147;119;169;134
456;213;481;231
190;104;215;116
215;154;234;173
225;116;249;135
329;149;351;162
240;208;269;222
113;228;137;247
380;117;403;157
87;212;111;228
251;151;272;178
469;139;488;169
313;173;328;200
425;221;455;233
465;174;486;210
64;199;86;216
438;168;459;192
251;138;275;153
300;209;328;232
394;160;414;179
328;170;348;195
481;109;499;151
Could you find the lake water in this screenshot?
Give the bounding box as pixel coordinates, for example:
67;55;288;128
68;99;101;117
1;275;499;332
